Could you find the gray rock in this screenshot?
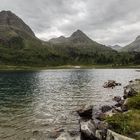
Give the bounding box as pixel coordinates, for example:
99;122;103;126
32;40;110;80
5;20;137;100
114;100;124;107
80;119;97;139
106;129;135;140
112;107;122;113
77;104;93;119
123;86;138;99
101;105;112;113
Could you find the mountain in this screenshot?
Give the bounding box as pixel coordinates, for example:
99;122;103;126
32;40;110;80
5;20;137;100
121;36;140;52
49;36;68;44
108;45;122;51
48;30;119;65
49;29;97;45
49;29;115;51
0;10;35;37
0;10;134;66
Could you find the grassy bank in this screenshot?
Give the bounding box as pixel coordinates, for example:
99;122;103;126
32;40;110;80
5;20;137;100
0;64;140;71
106;90;140;140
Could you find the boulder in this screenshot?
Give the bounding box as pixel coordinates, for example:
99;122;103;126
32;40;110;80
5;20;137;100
112;107;122;113
77;105;93;119
114;100;124;107
106;129;135;140
103;80;116;88
101;105;112;113
113;96;122;102
123;86;138;99
103;80;121;88
80;119;98;140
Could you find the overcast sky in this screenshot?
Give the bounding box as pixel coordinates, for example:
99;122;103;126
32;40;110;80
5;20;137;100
0;0;140;46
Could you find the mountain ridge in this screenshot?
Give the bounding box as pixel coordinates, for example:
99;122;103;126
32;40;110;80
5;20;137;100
0;10;139;66
121;35;140;52
0;10;35;37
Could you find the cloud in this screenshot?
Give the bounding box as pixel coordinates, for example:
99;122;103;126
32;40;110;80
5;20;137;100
0;0;140;46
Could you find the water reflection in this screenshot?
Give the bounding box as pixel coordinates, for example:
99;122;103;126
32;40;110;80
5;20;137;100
0;69;139;140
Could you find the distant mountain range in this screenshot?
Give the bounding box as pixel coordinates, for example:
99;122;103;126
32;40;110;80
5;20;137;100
49;29;94;45
0;10;139;66
108;45;122;51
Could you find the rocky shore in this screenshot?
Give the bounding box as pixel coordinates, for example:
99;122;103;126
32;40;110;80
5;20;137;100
55;79;140;140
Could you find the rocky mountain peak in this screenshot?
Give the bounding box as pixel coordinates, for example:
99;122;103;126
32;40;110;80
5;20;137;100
0;10;35;37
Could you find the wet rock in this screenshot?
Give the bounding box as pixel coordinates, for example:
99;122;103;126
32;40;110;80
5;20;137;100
103;80;121;88
101;105;112;113
80;119;98;140
77;105;93;119
113;96;122;102
103;80;116;88
129;80;133;83
115;83;122;86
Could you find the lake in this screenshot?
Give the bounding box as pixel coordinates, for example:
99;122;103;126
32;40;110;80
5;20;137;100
0;69;139;140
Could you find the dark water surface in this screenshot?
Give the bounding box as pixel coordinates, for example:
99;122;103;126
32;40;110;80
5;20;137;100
0;69;139;140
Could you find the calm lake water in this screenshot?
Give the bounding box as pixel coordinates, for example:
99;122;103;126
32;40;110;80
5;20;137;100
0;69;139;140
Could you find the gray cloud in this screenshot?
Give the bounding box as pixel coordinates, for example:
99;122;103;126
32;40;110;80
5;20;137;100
0;0;140;46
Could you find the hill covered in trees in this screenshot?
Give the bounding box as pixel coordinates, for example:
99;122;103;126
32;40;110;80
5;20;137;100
0;10;139;67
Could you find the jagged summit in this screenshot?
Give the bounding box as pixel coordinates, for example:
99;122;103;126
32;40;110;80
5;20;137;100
0;10;35;37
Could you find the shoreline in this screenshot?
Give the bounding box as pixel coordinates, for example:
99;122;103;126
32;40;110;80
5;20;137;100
0;65;140;71
55;79;140;140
